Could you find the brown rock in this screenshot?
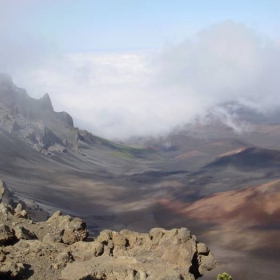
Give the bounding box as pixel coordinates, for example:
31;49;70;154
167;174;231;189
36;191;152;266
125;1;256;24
0;224;17;246
197;243;209;254
0;180;5;202
14;225;37;240
43;232;63;243
61;228;217;280
14;203;23;214
0;261;25;278
45;212;88;245
69;240;104;261
52;252;73;270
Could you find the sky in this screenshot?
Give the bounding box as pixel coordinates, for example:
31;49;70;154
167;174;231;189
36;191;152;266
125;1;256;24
0;0;280;138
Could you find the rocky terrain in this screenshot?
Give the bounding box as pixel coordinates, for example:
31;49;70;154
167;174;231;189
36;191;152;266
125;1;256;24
0;73;153;159
0;180;216;280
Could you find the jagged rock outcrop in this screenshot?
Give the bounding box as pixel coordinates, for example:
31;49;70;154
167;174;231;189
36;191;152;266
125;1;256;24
55;111;74;127
0;73;28;109
0;74;75;154
39;93;54;111
0;181;216;280
9;120;21;132
0;73;13;86
1;74;153;162
24;122;63;151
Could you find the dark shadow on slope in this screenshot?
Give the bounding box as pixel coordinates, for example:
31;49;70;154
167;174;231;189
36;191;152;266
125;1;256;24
205;146;280;170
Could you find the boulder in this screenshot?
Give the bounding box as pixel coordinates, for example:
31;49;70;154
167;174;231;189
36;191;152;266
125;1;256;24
0;203;13;220
44;211;88;244
61;228;217;280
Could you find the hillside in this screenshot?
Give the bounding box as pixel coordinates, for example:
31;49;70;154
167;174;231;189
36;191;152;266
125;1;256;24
206;146;280;170
156;179;280;279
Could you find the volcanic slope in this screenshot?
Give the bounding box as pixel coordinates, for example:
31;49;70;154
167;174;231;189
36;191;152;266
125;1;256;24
2;74;280;231
0;74;162;233
156;179;280;280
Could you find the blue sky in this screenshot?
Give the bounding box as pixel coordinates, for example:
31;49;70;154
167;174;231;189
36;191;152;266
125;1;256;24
2;0;280;51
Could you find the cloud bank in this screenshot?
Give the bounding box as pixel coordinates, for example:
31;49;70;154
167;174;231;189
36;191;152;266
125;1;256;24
1;21;280;139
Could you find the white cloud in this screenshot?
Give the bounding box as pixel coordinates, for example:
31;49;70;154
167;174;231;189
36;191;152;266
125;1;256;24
5;21;280;139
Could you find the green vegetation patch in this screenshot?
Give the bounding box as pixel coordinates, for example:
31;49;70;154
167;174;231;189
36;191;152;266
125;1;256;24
217;272;233;280
96;137;156;158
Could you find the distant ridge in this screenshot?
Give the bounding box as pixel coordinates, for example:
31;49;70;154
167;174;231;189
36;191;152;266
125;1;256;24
206;146;280;169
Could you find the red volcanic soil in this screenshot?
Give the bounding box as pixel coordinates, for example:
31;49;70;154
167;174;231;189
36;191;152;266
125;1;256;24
158;180;280;251
157;180;280;279
217;147;247;158
185;180;280;227
175;150;206;160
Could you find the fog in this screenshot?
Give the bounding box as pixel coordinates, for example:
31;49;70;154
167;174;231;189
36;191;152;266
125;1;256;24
1;18;280;139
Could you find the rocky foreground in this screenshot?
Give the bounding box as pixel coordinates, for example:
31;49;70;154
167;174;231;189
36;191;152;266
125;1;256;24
0;180;216;280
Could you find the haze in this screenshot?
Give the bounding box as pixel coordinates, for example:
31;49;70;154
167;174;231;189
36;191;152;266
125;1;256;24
1;0;280;139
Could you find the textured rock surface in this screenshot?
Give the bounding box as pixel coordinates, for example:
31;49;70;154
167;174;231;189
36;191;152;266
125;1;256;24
55;111;74;127
0;180;5;202
0;181;216;280
61;228;216;280
0;74;77;156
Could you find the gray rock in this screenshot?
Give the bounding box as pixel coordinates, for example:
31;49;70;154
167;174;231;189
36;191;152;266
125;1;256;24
39;93;53;111
55;111;74;127
9;120;21;132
